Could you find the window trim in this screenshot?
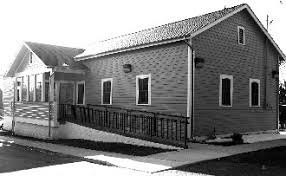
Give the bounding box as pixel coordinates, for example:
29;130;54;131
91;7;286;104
136;74;151;106
76;81;85;105
249;78;260;107
101;78;113;105
237;26;245;45
219;74;233;107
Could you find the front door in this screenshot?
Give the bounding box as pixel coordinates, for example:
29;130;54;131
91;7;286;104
59;82;74;104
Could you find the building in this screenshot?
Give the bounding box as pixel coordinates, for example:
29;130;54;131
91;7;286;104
2;3;285;146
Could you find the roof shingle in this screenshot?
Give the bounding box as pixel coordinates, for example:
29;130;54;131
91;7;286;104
77;4;246;58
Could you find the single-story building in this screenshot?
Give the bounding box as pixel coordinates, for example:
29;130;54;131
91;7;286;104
2;3;285;147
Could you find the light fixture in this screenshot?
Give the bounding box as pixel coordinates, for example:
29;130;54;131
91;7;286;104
123;64;132;73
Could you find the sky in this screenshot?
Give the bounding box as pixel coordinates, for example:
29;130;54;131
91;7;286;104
0;0;285;78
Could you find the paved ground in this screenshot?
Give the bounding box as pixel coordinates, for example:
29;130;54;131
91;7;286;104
1;132;286;175
0;140;148;176
0;140;83;173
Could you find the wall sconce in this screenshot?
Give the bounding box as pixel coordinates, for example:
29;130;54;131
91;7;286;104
195;57;205;68
123;64;132;73
272;70;279;78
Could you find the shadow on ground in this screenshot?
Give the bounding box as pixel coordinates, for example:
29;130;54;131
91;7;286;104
0;130;175;156
172;145;286;176
0;141;82;173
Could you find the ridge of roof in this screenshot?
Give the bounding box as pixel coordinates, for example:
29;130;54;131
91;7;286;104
76;3;246;59
100;3;246;44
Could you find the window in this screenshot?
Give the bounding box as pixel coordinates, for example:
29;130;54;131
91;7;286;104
136;74;151;105
35;74;42;102
28;75;35;101
101;78;112;105
44;72;50;102
22;76;28;101
15;72;49;102
249;79;260;107
237;26;245;45
219;74;233;107
16;77;22;102
76;81;85;105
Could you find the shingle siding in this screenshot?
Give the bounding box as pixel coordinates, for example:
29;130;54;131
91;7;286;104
82;41;188;116
192;9;278;136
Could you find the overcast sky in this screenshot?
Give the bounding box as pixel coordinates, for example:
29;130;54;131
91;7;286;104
0;0;285;78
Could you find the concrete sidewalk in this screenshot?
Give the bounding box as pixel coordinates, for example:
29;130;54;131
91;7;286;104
0;133;286;173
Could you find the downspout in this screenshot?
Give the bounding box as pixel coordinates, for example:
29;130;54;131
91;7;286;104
184;38;195;139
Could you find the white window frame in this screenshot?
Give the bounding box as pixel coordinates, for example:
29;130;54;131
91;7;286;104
101;78;113;105
249;78;260;107
219;74;233;107
136;74;151;105
76;81;85;105
237;26;245;45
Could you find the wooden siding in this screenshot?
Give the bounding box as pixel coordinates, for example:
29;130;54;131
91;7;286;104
81;42;188;116
15;51;47;76
193;9;279;136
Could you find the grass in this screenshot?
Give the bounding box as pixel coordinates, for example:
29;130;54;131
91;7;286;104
176;146;286;176
0;130;175;156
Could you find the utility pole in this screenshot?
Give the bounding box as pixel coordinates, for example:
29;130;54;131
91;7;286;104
266;14;274;31
266;14;269;31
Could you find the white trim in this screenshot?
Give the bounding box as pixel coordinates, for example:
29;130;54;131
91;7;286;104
237;26;246;45
101;78;113;105
75;38;185;61
136;74;151;105
249;78;260;107
190;4;285;60
219;74;233;107
76;81;85;105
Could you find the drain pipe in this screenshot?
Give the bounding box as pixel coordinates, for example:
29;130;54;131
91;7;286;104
184;38;195;140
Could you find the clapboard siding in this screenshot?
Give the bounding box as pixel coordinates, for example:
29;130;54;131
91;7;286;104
82;41;188;116
193;9;278;136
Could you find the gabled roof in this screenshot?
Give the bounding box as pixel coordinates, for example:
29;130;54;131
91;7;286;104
5;42;85;77
25;42;84;67
76;3;285;61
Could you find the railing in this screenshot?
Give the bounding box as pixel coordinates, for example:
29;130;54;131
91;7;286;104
59;104;189;148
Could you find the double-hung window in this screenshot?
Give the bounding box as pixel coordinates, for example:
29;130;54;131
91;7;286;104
76;81;85;105
101;78;113;105
219;74;233;107
249;79;260;107
237;26;245;45
136;74;151;105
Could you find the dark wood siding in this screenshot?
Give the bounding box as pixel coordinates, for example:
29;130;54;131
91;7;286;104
193;9;279;136
81;42;188;116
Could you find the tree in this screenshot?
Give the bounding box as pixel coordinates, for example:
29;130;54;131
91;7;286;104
279;81;286;104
